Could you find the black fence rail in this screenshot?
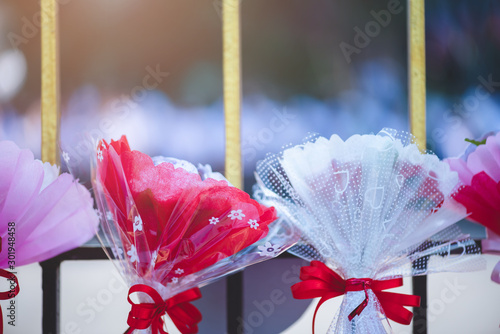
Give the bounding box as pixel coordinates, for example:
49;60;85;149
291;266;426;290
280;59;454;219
39;240;482;334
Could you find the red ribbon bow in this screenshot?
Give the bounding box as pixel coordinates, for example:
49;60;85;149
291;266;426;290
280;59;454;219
125;284;202;334
291;261;420;334
0;269;20;334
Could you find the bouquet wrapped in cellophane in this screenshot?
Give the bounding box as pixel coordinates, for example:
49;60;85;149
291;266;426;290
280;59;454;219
446;131;500;283
254;128;484;334
92;136;297;334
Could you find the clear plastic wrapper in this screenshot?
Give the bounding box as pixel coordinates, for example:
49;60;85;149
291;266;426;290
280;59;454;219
92;136;297;333
254;128;485;334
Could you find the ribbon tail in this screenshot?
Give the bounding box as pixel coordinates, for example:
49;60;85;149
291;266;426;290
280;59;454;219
164;288;202;334
312;296;334;334
124;326;133;334
376;291;421;325
153;316;169;334
168;303;202;334
348;298;369;321
291;262;349;334
379;301;415;325
348;283;370;321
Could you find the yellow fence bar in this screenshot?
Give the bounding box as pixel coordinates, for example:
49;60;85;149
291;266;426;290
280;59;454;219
223;0;242;189
408;0;426;150
41;0;60;165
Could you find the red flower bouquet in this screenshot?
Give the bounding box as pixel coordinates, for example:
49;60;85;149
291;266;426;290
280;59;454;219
447;132;500;283
92;136;296;333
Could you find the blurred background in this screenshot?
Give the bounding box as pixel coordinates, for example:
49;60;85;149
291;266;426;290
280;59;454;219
1;0;500;333
1;0;499;181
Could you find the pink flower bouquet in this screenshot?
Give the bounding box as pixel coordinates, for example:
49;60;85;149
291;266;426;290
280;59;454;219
447;132;500;283
0;140;98;333
0;141;98;268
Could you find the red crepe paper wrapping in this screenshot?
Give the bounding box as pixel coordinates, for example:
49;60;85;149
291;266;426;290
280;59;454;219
92;136;297;333
447;131;500;283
